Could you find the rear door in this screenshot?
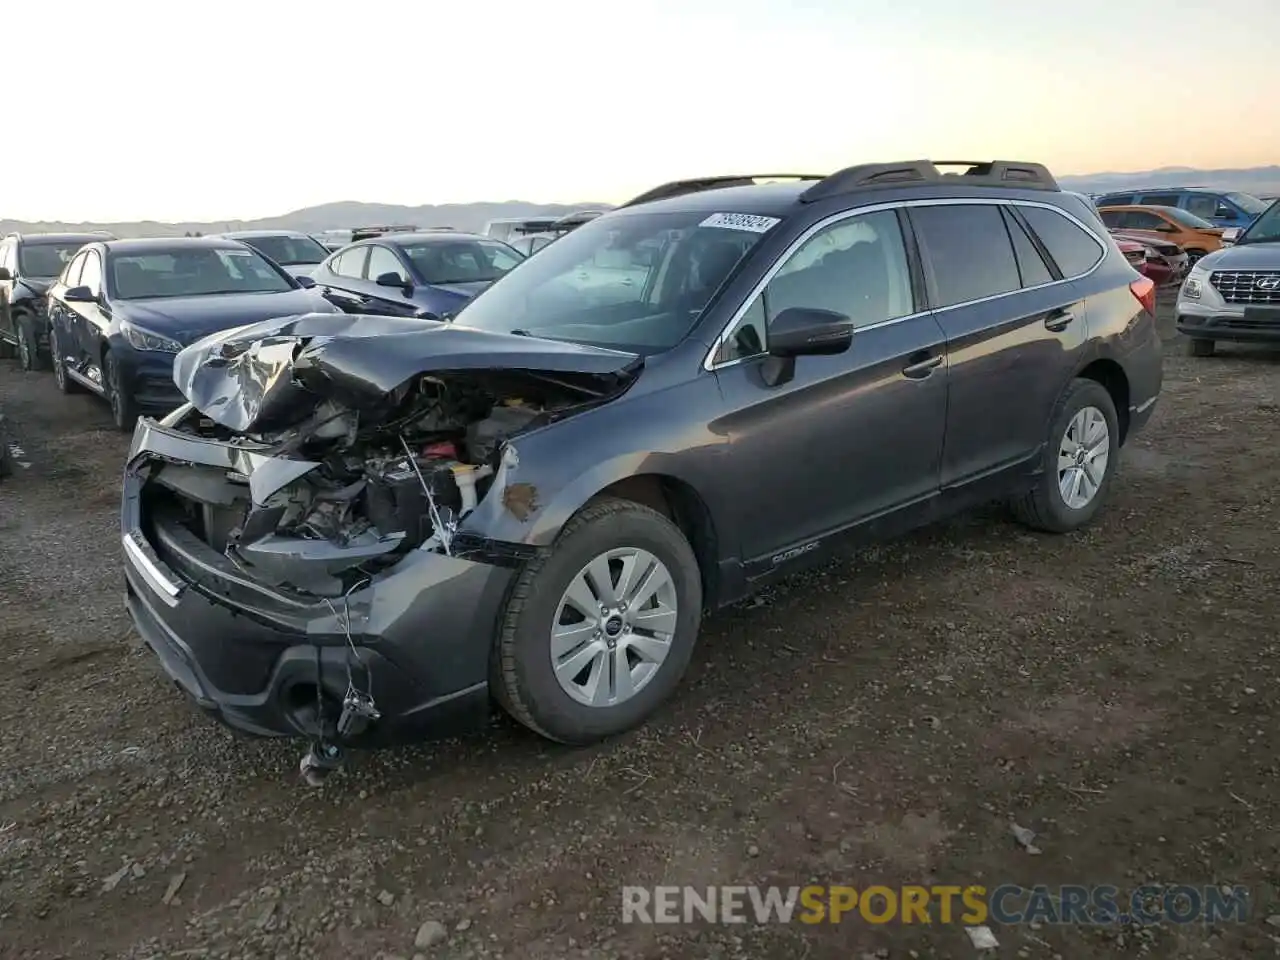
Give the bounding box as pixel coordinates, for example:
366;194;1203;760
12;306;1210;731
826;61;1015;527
47;251;87;368
68;250;109;380
909;201;1094;487
318;246;371;313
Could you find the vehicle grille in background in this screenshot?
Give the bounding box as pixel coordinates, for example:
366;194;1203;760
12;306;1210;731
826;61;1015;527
1211;270;1280;305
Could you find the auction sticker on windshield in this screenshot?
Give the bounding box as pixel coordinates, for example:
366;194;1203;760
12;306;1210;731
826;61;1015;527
701;213;780;233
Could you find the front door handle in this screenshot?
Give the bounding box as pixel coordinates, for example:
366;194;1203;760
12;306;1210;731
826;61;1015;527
902;353;944;379
1044;310;1075;332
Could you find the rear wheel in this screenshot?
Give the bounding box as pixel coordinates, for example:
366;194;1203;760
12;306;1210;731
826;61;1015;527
1011;378;1119;534
49;325;83;394
103;350;139;432
492;497;703;745
1188;338;1216;357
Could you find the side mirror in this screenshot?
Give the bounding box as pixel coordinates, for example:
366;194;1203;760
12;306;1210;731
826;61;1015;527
768;307;854;358
63;285;96;303
1221;227;1241;246
375;271;411;290
0;267;10;281
295;275;317;289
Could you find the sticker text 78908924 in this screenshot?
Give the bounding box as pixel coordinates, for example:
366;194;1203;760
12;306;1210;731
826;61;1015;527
700;213;781;234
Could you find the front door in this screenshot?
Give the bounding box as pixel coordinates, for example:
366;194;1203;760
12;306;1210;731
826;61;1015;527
710;208;949;567
362;244;420;316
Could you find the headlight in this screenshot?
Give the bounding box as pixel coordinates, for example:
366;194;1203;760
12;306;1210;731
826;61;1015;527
120;319;182;354
1181;277;1203;300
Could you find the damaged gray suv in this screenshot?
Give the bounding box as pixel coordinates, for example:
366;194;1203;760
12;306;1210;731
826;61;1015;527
122;160;1163;776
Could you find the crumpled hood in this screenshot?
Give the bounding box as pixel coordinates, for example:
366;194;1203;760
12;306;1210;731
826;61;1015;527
120;289;333;344
172;312;641;433
1198;242;1280;272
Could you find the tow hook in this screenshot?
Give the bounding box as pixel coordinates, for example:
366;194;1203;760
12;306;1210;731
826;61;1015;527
300;740;344;786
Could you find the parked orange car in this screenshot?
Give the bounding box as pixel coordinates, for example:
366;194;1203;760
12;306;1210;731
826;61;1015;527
1096;204;1224;265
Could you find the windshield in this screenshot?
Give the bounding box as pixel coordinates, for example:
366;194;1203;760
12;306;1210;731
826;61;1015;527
1163;207;1216;229
240;234;328;265
454;209;773;354
401;239;524;285
1236;200;1280;245
1227;192;1268;216
110;247;295;299
18;242;87;278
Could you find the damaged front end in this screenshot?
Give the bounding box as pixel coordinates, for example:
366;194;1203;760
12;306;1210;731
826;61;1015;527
121;313;640;773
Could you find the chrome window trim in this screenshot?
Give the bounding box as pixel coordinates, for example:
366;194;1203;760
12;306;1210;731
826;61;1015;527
703;197;1109;372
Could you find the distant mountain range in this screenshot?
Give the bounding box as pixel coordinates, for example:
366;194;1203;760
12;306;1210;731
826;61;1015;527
4;164;1278;239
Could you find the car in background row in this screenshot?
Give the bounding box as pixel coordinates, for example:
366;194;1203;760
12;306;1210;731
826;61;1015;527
1092;187;1267;230
310;231;524;319
1176;198;1280;357
483;216;562;244
0;232;114;370
45;237;338;430
1096;205;1223;265
507;210;607;257
212;230;332;281
1108;231;1188;286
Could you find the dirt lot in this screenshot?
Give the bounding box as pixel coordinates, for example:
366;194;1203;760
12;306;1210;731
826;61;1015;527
1;296;1278;959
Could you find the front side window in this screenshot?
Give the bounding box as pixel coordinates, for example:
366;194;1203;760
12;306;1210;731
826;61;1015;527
366;245;407;282
911;204;1020;308
455;209;773;354
1121;211;1168;231
1185;194;1218;220
1226;192;1268;216
110;247;295;300
62;251;87;287
79;252;103;296
401;239;523;285
18;241;87;279
1162;207;1215;229
242;234;329;266
717;210;915;364
1019;206;1104;278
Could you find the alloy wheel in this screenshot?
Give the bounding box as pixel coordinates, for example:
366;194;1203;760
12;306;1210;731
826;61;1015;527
1058;405;1109;510
16;324;33;371
550;547;679;707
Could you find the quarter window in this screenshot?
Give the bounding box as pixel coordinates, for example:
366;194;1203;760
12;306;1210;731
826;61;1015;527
717;210;914;364
79;252;103;296
911;204;1020;308
366;245;405;283
1018;206;1104;278
1002;209;1054;286
331;246;369;279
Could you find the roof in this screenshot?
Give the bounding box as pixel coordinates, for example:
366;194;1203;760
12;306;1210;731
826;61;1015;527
1094;204;1182;214
363;231;490;245
100;236;256;254
216;229;318;239
612;181;812;218
8;232;113;245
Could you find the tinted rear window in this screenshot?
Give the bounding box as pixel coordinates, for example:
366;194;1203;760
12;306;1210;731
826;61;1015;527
1018;206;1104;278
911;204;1020;308
1002;209;1054;286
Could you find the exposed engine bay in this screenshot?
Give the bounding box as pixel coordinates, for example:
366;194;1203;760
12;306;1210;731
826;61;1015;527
145;312;643;598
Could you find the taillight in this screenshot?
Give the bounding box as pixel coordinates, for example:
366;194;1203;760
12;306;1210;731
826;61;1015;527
1130;275;1156;315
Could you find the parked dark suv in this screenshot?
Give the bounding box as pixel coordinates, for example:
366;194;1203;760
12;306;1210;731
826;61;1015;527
0;232;112;370
120;160;1162;777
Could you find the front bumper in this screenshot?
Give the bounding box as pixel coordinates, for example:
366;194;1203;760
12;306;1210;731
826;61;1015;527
114;344;186;412
122;417;516;745
1176;300;1280;343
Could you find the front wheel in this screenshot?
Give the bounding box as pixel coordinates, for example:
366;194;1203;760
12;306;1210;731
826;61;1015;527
103;350;139;432
1011;378;1119;534
492;497;703;745
49;325;83;394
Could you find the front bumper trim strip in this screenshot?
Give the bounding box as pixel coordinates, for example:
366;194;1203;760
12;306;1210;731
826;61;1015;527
123;531;185;606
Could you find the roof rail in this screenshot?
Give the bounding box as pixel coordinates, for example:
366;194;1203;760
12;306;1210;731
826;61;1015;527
621;174;823;209
800;159;1059;204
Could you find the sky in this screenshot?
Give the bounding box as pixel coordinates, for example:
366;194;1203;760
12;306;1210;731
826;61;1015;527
8;0;1280;222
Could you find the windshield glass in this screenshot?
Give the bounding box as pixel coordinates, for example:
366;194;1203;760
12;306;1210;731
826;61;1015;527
109;247;295;299
18;242;87;278
401;239;524;285
1227;192;1268;216
454;209;773;354
240;234;328;265
1163;207;1216;229
1236;200;1280;245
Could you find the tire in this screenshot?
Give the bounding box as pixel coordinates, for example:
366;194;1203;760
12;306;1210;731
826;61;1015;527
492;496;703;745
1185;248;1207;266
49;324;84;394
14;315;44;372
1011;378;1120;534
103;350;139;432
1188;338;1216;357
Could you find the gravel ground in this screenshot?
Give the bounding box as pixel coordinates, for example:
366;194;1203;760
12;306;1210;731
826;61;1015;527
1;295;1278;959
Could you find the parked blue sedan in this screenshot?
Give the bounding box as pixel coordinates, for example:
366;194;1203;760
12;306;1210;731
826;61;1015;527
310;231;525;319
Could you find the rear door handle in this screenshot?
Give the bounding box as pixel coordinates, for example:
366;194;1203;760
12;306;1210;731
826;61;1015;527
1044;310;1075;332
902;353;944;379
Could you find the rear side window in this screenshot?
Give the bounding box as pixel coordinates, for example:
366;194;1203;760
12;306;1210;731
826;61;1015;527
1142;192;1181;207
1001;209;1054;287
1100;193;1133;206
1018;206;1104;278
1186;194;1218;219
331;246;369;279
911;204;1020;308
